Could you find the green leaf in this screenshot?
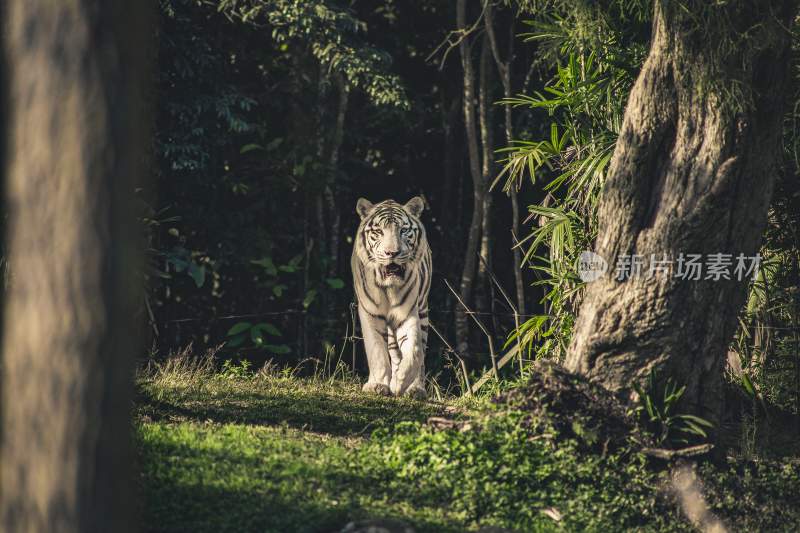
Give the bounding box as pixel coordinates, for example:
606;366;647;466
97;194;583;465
266;138;283;151
288;254;304;267
644;395;656;419
227;322;252;336
741;373;756;398
250;329;264;346
325;278;345;289
251;257;278;276
679;420;709;438
279;265;298;273
265;344;291;354
188;263;205;288
303;289;317;309
227;334;246;348
272;284;288;297
240;143;264;154
678;414;714;428
253;322;281;337
169;257;189;273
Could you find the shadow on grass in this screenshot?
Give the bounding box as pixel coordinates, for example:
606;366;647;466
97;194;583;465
135;382;443;437
142;477;354;533
138;434;459;533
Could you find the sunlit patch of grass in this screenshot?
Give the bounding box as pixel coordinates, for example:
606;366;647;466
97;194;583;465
135;350;800;533
136;349;448;437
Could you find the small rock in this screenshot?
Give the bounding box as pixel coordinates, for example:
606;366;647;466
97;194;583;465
339;518;416;533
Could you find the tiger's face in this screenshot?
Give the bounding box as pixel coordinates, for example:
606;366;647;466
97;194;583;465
356;197;426;287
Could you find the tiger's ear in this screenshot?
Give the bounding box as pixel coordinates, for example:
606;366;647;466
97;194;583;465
404;196;425;218
356;198;374;220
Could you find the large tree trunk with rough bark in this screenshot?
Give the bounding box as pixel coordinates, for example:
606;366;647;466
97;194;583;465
1;2;149;531
565;1;797;426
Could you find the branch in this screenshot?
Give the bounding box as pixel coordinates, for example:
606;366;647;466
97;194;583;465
429;321;473;395
478;253;524;373
444;278;499;379
483;0;508;78
641;444;714;460
426;0;489;71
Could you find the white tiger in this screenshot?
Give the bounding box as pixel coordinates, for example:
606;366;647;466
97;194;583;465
351;197;432;399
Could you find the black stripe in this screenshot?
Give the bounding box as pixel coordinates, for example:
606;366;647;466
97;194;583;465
396;270;418;308
359;266;378;308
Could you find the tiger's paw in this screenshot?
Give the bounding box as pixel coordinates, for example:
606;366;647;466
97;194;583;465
362;382;391;396
404;386;427;401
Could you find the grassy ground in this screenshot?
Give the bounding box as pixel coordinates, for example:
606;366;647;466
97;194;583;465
136;356;800;533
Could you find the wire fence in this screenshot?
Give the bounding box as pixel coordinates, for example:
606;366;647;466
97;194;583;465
151;288;800;402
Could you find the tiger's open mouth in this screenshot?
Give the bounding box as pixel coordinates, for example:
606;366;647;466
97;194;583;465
380;262;406;279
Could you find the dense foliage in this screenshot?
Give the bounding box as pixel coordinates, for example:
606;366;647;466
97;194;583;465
150;0;540;383
149;0;799;417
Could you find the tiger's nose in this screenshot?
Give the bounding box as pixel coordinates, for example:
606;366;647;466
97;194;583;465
385;249;400;258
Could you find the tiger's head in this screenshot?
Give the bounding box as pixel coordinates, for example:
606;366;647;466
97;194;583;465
354;196;427;287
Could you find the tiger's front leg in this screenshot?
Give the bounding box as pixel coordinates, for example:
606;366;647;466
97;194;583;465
390;315;426;399
358;306;391;396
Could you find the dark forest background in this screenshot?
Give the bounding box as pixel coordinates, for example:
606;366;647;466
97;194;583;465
149;0;543;377
147;0;800;410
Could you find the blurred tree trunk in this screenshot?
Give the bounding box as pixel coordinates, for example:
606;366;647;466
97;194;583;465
455;0;485;357
485;4;526;316
325;73;349;280
440;92;460;239
1;1;150;532
477;36;497;332
288;50;317;357
564;0;797;427
315;66;330;266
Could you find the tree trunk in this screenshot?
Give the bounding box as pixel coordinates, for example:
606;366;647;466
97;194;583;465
485;2;526;316
477;35;496;331
455;0;485;357
325;74;349;279
440;93;460;238
1;2;150;531
315;65;330;263
564;0;797;426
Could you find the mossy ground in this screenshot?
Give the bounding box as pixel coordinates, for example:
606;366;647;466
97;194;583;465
135;358;800;533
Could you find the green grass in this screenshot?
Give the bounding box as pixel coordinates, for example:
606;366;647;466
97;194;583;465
136;357;800;533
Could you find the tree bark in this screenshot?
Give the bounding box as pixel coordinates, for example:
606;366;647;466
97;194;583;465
455;0;485;357
564;0;797;426
1;1;150;532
